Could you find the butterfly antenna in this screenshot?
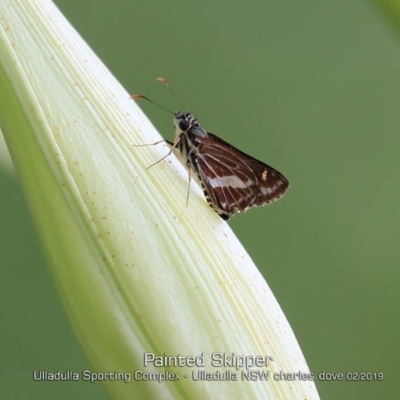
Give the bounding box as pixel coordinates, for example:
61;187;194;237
157;77;188;111
130;94;174;114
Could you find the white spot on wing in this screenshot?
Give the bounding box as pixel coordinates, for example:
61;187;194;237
208;175;252;189
261;180;285;195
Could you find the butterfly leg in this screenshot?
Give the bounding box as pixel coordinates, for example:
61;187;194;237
132;139;170;147
136;138;178;170
186;161;192;207
146;149;173;169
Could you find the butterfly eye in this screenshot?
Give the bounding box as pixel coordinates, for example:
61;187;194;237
179;119;190;131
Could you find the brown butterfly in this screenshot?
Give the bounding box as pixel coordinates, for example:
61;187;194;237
133;78;289;220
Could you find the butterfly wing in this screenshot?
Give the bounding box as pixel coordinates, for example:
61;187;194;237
191;132;289;219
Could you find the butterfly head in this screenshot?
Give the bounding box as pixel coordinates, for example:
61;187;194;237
174;112;198;135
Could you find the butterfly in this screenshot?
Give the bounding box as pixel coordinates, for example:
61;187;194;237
132;78;289;220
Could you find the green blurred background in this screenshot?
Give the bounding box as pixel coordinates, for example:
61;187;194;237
1;1;399;399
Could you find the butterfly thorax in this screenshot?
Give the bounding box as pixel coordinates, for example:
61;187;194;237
173;111;208;160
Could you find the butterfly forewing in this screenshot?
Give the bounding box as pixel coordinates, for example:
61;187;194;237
188;132;289;219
